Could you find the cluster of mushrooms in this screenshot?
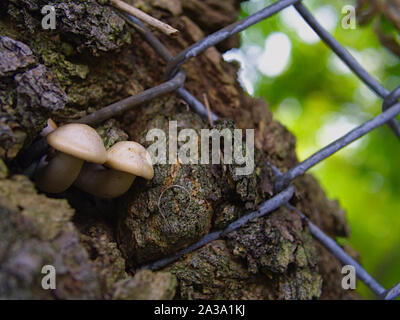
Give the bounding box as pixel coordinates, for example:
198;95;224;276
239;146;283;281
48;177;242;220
34;120;154;199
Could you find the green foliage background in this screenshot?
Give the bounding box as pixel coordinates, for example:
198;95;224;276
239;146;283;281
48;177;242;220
231;0;400;298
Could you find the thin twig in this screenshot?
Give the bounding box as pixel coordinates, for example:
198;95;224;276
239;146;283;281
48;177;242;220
110;0;179;37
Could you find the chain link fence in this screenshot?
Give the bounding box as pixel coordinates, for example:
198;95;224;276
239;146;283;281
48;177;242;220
24;0;400;300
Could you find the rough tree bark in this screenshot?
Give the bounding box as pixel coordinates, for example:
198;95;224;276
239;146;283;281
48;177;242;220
0;0;360;299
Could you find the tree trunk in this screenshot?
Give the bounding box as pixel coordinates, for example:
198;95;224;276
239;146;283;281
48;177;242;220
0;0;357;299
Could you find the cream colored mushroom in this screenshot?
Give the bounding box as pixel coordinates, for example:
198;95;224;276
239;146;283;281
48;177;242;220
35;123;107;193
74;141;154;198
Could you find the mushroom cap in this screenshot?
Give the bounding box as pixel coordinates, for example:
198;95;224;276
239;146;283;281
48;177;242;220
46;123;107;164
106;141;154;180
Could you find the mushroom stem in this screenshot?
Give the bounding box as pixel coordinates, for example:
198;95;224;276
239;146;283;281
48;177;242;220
35;152;84;193
74;163;136;199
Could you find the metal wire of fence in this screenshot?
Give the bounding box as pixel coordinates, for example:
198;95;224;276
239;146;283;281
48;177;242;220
21;0;400;300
